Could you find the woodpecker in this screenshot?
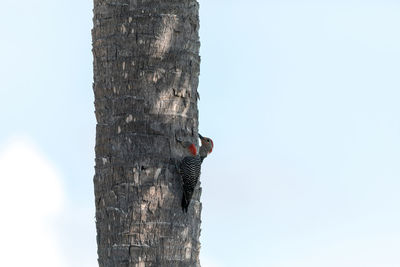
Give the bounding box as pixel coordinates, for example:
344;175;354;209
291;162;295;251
179;134;214;213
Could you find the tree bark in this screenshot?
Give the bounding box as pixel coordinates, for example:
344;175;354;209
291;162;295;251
92;0;201;266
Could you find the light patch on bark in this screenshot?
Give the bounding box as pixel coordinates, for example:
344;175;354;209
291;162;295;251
154;168;161;179
122;61;126;70
182;74;191;92
121;24;127;34
128;17;132;23
185;242;192;260
140;204;147;221
117;126;121;134
173;68;183;88
149;186;156;196
182;228;189;239
107;207;128;217
102;157;108;165
126;114;133;123
136;258;145;267
150;98;190;117
133;168;139;184
153;15;178;58
152;68;166;83
149;201;157;213
181;100;190;116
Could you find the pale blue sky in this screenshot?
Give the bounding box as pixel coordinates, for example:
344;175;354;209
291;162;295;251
1;0;400;266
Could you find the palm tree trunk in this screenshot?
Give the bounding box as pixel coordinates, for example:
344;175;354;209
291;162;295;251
92;0;201;266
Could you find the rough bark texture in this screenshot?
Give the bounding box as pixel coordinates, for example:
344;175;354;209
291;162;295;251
92;0;201;266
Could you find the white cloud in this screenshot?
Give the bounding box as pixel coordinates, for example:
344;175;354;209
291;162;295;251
0;136;66;267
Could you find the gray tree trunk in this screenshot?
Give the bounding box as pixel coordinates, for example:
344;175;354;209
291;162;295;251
92;0;201;266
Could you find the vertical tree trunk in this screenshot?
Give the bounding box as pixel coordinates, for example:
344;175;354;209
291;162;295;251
92;0;201;266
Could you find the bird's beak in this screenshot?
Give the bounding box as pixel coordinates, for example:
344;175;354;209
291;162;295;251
198;133;205;145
